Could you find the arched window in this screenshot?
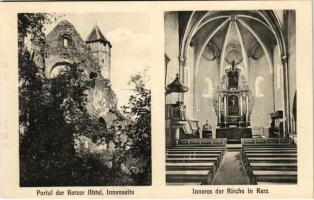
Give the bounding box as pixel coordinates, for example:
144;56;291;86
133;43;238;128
237;65;245;76
203;78;213;98
50;62;71;78
50;65;70;78
255;76;265;97
63;38;68;47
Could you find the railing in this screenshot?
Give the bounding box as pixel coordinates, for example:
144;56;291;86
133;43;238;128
241;137;291;145
176;138;227;146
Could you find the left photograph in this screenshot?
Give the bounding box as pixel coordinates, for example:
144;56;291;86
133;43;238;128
18;13;151;186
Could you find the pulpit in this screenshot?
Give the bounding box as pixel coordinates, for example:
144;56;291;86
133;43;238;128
214;61;253;142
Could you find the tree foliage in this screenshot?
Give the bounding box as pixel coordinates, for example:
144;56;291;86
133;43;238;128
19;60;112;186
18;13;58;48
112;71;151;185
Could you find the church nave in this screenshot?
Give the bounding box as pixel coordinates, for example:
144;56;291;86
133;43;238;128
164;10;297;185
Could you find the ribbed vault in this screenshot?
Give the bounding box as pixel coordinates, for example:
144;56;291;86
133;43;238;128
179;11;284;78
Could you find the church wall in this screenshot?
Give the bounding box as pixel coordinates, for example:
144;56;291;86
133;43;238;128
193;53;219;129
165;12;180;104
249;55;274;129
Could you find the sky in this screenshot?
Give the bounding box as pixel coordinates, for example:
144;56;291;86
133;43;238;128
45;12;152;108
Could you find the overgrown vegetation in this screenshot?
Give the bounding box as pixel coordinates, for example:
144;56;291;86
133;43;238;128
18;13;151;186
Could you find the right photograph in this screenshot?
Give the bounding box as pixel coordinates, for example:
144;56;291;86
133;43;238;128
164;10;297;185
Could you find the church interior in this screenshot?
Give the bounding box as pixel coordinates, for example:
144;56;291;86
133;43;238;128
165;10;297;185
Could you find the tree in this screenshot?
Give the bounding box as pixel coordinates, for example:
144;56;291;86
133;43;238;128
112;70;151;185
18;13;57;49
18;13;53;138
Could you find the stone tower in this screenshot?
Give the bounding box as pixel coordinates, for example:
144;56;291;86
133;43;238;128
86;25;112;80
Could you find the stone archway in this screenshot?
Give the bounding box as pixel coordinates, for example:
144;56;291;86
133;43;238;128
49;61;72;78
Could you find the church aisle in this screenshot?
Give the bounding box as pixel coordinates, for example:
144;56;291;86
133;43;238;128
213;151;250;185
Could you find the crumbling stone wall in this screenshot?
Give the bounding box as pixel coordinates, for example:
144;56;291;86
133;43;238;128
45;20;98;78
42;20;119;122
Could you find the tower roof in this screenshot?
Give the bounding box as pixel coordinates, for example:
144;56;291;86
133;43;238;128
86;25;112;47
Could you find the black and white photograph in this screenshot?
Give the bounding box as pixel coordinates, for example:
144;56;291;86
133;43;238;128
165;10;297;185
18;12;151;186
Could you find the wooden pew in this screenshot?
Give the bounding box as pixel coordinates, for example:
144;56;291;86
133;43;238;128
242;147;297;150
166;162;217;184
242;149;297;159
245;153;297;158
166;149;224;156
172;147;225;150
166;170;212;184
166;138;227;185
166;153;221;158
252;170;297;184
166;153;222;164
256;181;296;185
246;157;297;163
241;138;297;184
249;163;297;171
166;162;216;171
166;157;219;164
167;182;202;185
243;149;297;153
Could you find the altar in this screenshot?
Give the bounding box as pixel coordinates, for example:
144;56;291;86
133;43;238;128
213;61;253;142
216;127;252;143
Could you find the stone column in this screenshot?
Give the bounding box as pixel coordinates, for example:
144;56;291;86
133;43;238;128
281;55;291;135
240;95;243;116
272;71;276;112
179;56;187;102
224;95;227;117
224;95;227;126
246;94;249;123
218;95;221;123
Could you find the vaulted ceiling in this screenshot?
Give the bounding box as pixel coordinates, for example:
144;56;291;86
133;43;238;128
178;10;285;76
